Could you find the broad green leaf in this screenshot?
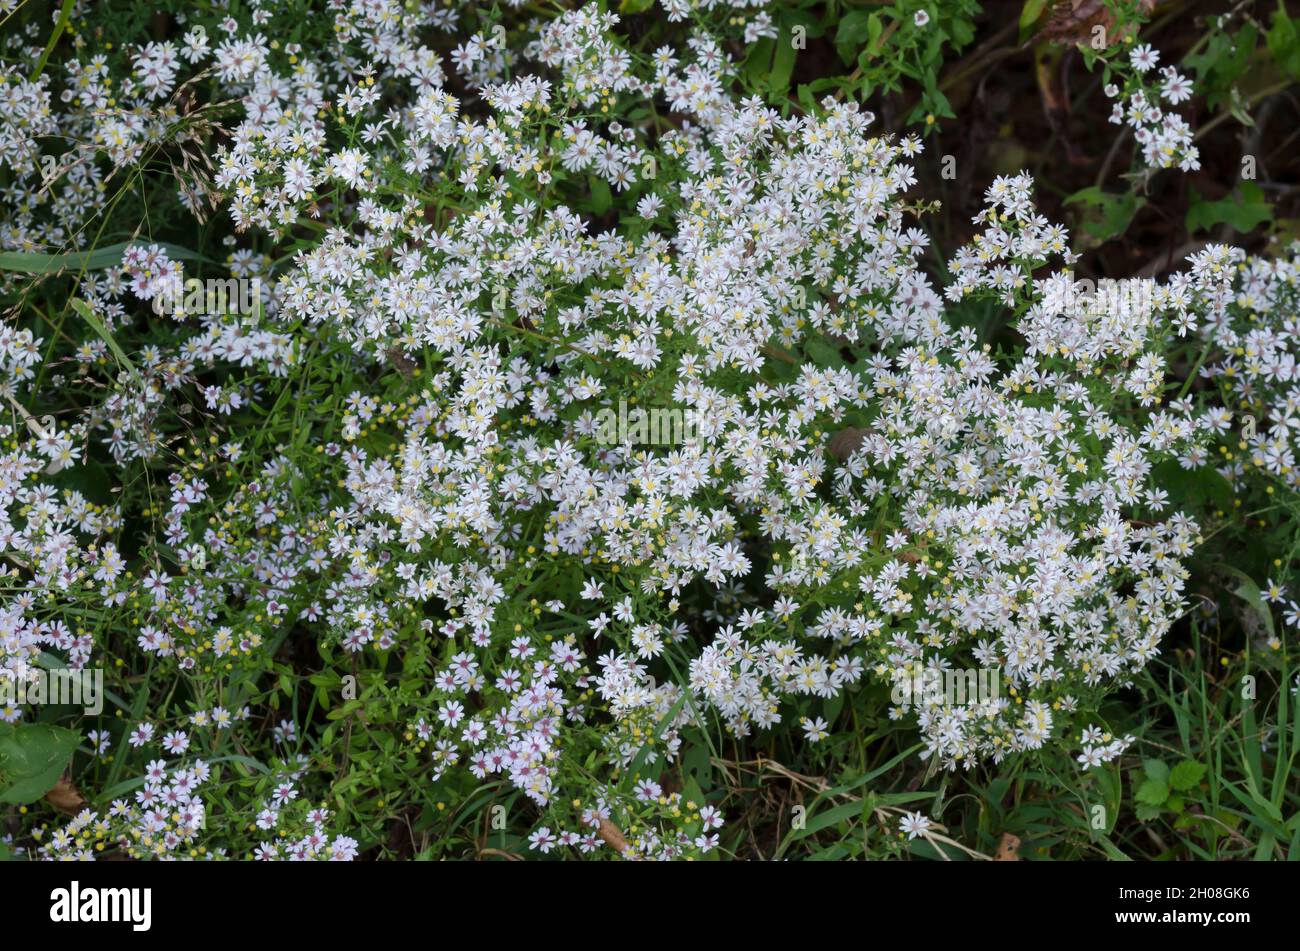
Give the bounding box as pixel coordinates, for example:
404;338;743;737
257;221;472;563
1142;758;1170;784
0;722;80;804
1135;777;1169;807
745;38;775;91
1135;802;1163;822
1151;459;1233;512
1268;2;1300;80
1064;187;1143;247
769;33;797;97
1170;760;1207;792
836;11;876;65
587;176;612;216
949;15;976;48
1187;184;1273;235
805;337;844;368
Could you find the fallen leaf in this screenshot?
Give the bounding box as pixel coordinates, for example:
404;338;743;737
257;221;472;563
597;817;629;853
44;775;86;815
384;346;418;379
828;427;868;461
994;831;1022;861
477;847;524;861
1039;0;1154;48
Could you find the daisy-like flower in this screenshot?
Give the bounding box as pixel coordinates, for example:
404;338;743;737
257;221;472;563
1077;746;1104;769
801;716;830;743
899;812;933;839
1160;67;1193;104
128;723;155;748
528;826;557;852
1130;43;1159;72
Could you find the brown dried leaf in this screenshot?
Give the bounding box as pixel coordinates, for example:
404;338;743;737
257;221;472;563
44;776;86;815
597;818;629;853
994;831;1022;861
477;847;524;861
828;427;868;461
385;346;418;379
1039;0;1155;47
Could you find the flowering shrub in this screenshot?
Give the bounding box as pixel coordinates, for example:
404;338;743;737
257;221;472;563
2;0;1299;861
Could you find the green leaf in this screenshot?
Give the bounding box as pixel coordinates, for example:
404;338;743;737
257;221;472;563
867;12;883;50
769;34;797;97
1019;0;1051;40
1268;2;1300;80
1221;565;1277;640
949;15;976;48
805;337;844;368
0;241;203;276
1135;802;1163;822
326;698;365;720
680;738;712;788
1135;777;1169;806
207;753;271;776
836;11;876;65
1224;779;1285;827
787;799;864;840
1064;187;1143;247
824;690;844;726
618;0;655;12
1186;184;1273;234
0;722;80;804
1186;27;1258;110
1151;459;1233;512
70;298;141;385
745;38;775;90
30;0;75;81
1136;759;1170;809
1169;760;1207;792
1142;758;1170;784
587;176;612;216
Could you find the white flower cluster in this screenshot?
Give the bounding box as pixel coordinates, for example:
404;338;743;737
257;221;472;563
1104;44;1200;172
1197;244;1300;488
1;0;1293;857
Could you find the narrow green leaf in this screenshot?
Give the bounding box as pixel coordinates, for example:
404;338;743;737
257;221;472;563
70;299;141;385
0;241;203;276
